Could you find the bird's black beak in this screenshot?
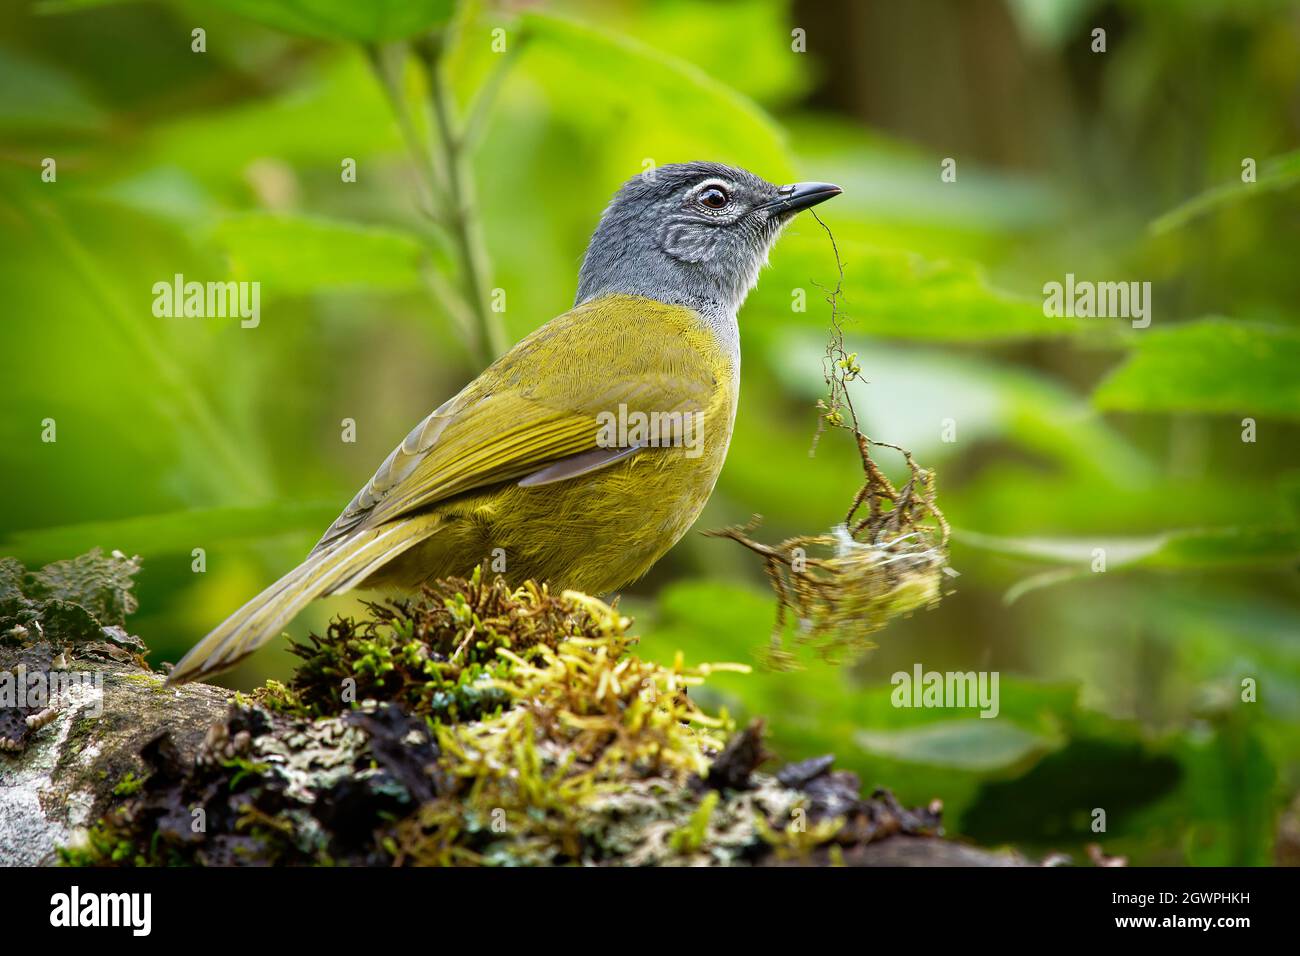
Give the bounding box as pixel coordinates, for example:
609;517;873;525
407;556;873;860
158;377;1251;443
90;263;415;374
762;181;843;214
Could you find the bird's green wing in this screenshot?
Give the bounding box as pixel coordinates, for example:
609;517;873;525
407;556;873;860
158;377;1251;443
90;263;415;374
311;295;721;553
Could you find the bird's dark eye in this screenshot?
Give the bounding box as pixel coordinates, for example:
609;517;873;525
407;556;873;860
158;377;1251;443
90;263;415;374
697;185;729;209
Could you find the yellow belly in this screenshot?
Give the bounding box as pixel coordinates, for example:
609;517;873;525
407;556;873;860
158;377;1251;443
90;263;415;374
359;296;739;595
373;438;728;594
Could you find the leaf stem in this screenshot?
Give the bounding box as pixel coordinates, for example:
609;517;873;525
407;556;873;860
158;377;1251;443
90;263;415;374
414;34;508;365
366;32;511;366
365;43;443;221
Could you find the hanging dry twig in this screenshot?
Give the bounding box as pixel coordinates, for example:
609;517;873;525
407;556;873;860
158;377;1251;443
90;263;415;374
707;211;952;669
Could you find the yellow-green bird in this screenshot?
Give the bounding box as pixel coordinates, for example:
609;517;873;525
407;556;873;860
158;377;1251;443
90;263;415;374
168;162;840;684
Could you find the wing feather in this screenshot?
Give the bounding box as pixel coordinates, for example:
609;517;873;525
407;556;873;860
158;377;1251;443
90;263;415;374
312;296;719;551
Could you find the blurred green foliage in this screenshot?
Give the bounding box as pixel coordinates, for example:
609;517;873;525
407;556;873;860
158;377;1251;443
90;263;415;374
1;0;1298;865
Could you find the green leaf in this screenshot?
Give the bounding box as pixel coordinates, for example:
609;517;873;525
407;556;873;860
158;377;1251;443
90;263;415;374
753;229;1080;341
1092;319;1300;418
32;0;134;14
768;331;1151;480
207;0;455;42
8;187;272;501
955;526;1300;604
961;733;1183;846
855;720;1056;773
136;54;403;186
792;123;1065;234
210;213;427;294
0;47;105;134
620;0;809;107
38;0;453;39
1150;149;1300;234
0;502;339;565
1173;716;1277;866
517;11;792;179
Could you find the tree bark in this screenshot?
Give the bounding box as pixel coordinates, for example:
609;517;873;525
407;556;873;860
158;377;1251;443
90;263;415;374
0;654;231;866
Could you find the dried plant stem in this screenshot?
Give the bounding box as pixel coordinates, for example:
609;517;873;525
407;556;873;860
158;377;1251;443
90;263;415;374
807;208;948;549
708;211;951;666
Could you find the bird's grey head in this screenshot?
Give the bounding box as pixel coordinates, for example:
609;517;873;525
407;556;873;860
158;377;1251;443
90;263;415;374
575;162;841;320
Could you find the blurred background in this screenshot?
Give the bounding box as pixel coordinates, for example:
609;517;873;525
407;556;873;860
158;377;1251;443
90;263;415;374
2;0;1299;865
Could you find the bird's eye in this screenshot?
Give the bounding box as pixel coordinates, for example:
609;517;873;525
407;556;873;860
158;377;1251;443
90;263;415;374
697;185;730;210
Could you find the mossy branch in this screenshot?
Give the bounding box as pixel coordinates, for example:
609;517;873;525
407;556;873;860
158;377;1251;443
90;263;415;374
2;549;1025;867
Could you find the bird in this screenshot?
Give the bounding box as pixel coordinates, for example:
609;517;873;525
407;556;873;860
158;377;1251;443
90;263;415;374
167;162;841;684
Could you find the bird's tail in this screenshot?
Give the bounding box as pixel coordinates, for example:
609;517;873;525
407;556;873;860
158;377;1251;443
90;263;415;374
166;514;441;685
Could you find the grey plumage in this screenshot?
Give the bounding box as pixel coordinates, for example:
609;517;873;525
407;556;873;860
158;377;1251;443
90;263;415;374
576;162;794;329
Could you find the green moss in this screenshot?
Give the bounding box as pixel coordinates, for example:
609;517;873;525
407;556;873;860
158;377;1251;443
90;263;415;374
120;672;165;688
670;790;720;854
266;568;598;724
253;679;302;715
58;569;941;867
112;771;145;797
58;822;144;867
